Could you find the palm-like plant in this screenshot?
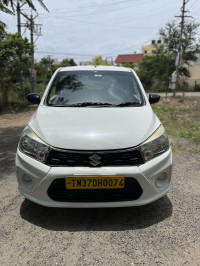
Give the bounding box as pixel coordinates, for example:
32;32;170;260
0;0;48;15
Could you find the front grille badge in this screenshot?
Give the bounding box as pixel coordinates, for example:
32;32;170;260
89;154;101;166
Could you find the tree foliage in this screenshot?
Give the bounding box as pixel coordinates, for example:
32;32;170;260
0;27;32;109
35;57;77;86
159;21;200;64
60;58;77;67
137;50;175;90
0;0;48;25
0;0;48;14
137;20;200;91
121;62;135;69
91;56;111;66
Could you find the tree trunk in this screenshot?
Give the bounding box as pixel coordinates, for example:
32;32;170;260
1;84;9;111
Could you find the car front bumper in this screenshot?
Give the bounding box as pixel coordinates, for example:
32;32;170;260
16;148;173;208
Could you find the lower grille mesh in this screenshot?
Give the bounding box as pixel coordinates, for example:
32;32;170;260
47;178;143;202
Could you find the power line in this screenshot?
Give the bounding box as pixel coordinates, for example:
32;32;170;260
35;39;151;59
36;0;133;12
38;0;176;18
38;0;154;18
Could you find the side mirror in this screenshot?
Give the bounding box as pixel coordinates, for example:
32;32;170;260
149;93;160;104
27;93;40;104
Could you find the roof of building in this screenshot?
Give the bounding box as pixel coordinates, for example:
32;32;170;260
115;54;144;63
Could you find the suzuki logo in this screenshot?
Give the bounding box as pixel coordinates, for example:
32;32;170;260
89;154;101;166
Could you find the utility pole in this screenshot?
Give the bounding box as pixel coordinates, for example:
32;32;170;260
30;14;35;92
165;28;171;99
174;0;192;97
16;0;25;99
20;13;42;93
48;55;53;76
16;1;21;35
16;2;41;94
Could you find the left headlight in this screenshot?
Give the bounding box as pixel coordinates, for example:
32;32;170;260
140;125;169;162
19;125;49;163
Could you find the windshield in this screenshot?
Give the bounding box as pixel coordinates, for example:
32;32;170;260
46;70;145;107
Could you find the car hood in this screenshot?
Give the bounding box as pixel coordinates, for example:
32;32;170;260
29;105;161;150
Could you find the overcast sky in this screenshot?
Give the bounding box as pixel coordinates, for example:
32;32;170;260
1;0;200;64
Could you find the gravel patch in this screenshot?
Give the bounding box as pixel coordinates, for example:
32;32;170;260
0;110;199;266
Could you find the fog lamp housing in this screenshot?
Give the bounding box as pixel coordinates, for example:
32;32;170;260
155;172;168;188
22;174;34;190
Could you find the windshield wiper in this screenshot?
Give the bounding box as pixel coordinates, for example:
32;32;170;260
116;101;140;107
51;102;140;107
66;102;114;107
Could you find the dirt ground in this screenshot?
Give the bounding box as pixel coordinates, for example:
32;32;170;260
0;110;200;266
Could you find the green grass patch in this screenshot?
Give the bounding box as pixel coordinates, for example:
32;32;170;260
152;97;200;144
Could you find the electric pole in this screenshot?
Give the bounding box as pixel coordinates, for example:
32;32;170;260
174;0;192;97
17;1;21;35
16;0;25;99
20;13;42;93
16;2;42;93
30;14;35;92
165;27;171;99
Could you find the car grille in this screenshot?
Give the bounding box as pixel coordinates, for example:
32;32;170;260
47;178;143;202
45;147;144;167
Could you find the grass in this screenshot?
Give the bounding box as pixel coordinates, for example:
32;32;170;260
152;96;200;153
0;81;46;114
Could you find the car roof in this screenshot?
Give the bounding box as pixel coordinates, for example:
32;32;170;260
59;65;132;72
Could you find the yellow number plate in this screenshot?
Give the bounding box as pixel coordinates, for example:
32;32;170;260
65;176;125;189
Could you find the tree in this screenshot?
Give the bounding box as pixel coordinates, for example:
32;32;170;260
0;0;48;26
60;58;77;67
0;0;48;15
35;56;53;86
137;20;200;91
121;62;135;69
137;48;175;91
91;56;111;66
159;21;200;66
0;21;6;38
35;57;77;89
0;31;32;109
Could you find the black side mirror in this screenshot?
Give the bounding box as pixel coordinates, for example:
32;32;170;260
149;94;160;104
27;93;40;104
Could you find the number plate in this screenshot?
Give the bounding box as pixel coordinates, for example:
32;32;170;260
65;176;125;189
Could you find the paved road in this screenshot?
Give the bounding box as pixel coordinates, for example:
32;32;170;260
0;120;200;265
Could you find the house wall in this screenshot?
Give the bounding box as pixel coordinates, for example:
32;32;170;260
187;60;200;86
142;44;157;55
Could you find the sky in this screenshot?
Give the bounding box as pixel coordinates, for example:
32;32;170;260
1;0;200;64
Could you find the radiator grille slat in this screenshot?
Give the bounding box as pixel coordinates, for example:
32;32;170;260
46;147;144;167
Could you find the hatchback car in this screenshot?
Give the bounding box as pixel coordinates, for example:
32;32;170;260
16;66;173;207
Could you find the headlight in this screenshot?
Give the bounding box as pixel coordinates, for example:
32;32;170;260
19;125;49;163
140;125;169;162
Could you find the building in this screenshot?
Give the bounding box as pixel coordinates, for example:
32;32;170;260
115;41;200;87
80;61;91;66
114;40;162;66
187;60;200;86
142;40;162;55
115;54;143;65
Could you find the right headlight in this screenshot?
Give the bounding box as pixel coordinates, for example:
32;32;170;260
19;125;49;163
140;125;169;162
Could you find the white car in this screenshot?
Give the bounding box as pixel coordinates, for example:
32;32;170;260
16;66;173;208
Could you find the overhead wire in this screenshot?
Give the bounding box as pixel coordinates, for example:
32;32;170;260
34;0;192;62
